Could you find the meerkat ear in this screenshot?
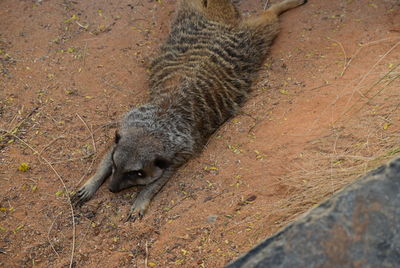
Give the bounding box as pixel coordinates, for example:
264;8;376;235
115;130;121;144
154;157;171;169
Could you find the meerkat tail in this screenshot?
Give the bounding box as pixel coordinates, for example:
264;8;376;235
269;0;307;16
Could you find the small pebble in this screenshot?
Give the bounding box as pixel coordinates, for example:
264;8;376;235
207;215;218;223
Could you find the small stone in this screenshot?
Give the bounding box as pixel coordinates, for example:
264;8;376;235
207;215;218;224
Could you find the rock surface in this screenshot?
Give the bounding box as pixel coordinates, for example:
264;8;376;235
226;157;400;268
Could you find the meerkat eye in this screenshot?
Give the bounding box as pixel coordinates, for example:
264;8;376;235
136;170;146;178
126;170;146;178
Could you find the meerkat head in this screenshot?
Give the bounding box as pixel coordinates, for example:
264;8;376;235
108;128;171;193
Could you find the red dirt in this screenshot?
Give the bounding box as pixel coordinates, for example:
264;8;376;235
1;0;399;267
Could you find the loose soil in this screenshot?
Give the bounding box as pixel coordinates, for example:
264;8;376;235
0;0;399;267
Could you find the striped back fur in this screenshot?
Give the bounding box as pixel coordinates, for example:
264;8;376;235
121;0;305;166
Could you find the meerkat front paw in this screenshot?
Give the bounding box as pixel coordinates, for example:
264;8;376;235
71;183;96;207
126;197;150;222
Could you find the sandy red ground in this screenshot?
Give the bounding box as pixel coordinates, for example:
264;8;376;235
1;0;399;267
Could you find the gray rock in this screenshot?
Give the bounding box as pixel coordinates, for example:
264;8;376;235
226;157;400;268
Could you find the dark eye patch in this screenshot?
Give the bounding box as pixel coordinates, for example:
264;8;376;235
154;158;170;169
125;170;146;178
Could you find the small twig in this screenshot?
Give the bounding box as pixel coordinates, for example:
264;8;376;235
330;133;341;194
165;195;189;212
75;21;88;30
76;157;96;186
239;111;258;122
24;177;38;184
4;107;39;136
6;110;20;131
323;154;375;161
359;37;400;48
263;0;269;10
144;240;149;268
0;128;76;268
38;136;66;159
388;101;400;117
224;213;260;233
131;18;150;23
327;37;347;77
50;152;95;165
101;77;125;92
48;213;62;258
82;41;88;67
309;82;331;91
76;113;97;153
238;111;262;134
342;47;360;77
84;121;118;141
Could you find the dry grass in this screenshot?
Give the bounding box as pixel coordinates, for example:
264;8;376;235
267;43;400;228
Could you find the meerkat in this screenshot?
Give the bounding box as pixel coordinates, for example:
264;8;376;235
72;0;307;221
